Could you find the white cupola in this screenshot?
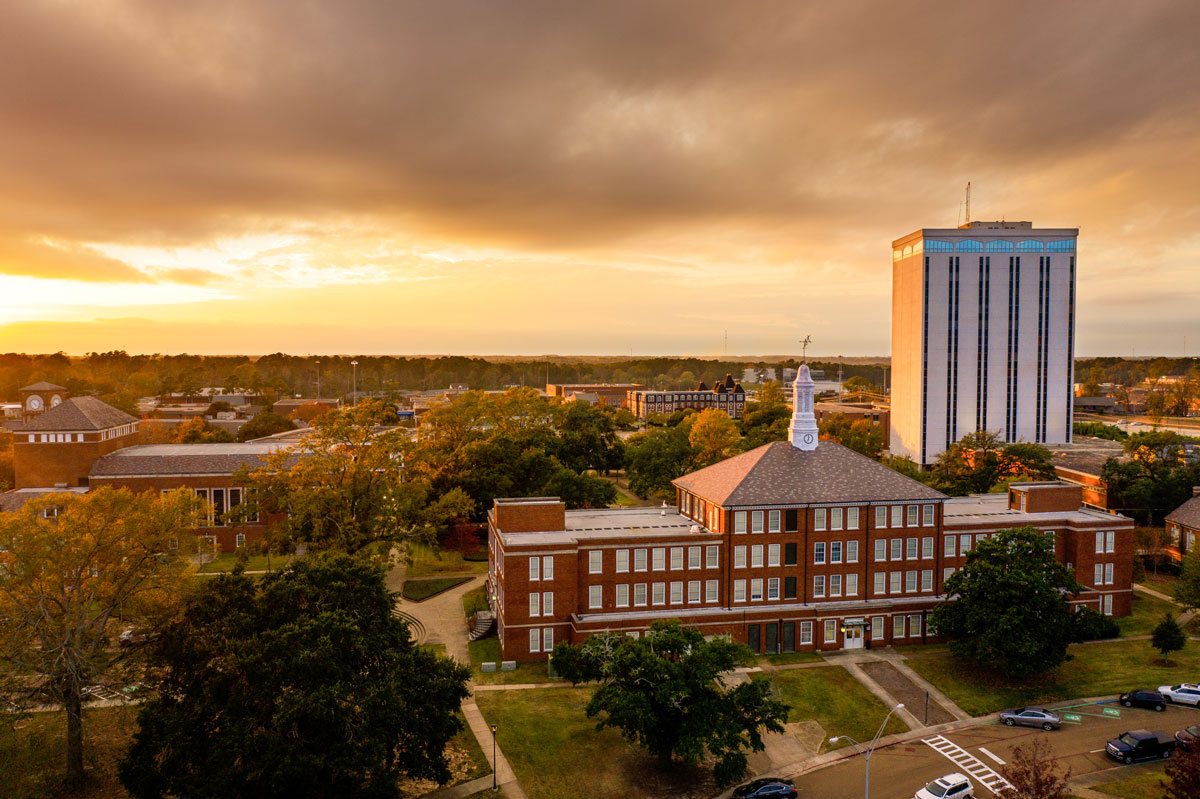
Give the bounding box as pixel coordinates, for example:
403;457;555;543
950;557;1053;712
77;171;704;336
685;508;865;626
788;363;819;451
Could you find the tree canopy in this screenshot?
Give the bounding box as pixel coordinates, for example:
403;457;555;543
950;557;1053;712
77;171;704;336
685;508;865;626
550;620;788;787
1101;431;1200;524
930;526;1082;679
818;414;885;458
1152;612;1186;662
624;424;697;498
120;553;471;799
928;432;1057;496
236;409;296;442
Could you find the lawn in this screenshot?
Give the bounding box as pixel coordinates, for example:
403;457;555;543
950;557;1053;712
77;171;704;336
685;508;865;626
906;638;1200;716
0;705;139;799
407;542;489;578
397;711;492;795
468;638;564;686
1118;589;1182;637
473;687;716;799
402;576;472;601
196;552;283;573
462;584;490;619
1140;571;1180;597
1092;766;1168;799
762;666;908;747
757;651;825;667
419;643;449;658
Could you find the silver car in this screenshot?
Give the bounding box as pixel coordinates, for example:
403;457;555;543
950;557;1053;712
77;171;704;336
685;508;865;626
998;706;1061;731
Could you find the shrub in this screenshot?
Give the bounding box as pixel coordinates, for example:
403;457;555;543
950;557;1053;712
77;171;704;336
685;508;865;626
1071;606;1120;642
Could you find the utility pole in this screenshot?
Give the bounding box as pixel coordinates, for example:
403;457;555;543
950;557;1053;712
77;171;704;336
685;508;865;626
315;360;321;398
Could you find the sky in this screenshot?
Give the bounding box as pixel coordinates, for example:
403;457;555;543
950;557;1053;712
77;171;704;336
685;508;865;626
1;1;1198;358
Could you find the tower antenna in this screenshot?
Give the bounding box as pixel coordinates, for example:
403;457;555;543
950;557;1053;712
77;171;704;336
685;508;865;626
965;181;971;225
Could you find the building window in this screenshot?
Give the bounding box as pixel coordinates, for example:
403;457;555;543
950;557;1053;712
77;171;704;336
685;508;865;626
873;572;886;595
235;533;245;548
767;577;780;600
824;620;837;643
542;592;553;615
799;622;813;646
814;542;826;564
893;615;905;638
652;548;665;571
1106;531;1115;554
768;543;780;567
813;575;825;597
891;505;903;527
874;539;887;561
814;508;827;531
944;536;956;557
706;546;719;569
847;507;859;529
960;534;972;554
634;549;648;571
1095;532;1104;554
944;566;955;583
529;593;540;617
921;570;933;591
1105;563;1114;584
785;542;798;566
530;629;540;652
846;574;858;596
616;549;630;572
670;547;684;570
907;506;918;527
923;504;935;526
751;544;764;567
751;578;763;601
830;575;842;596
688;546;701;569
634;584;648;606
652;583;665;605
846;540;859;563
829;541;841;563
734;546;747;568
768;510;781;533
616;584;629;607
890;538;902;560
589;585;602;608
688;581;701;603
875;506;887;528
890;572;902;594
922;537;934;559
589;551;602;574
871;617;884;640
906;538;918;559
1094;564;1103;586
734;580;746;602
909;615;922;637
906;571;918;593
751;511;764;534
529;558;540;581
543;556;554;580
784;576;797;599
706;580;718;602
831;508;843;530
1103;594;1113;615
670;582;683;604
734;511;747;534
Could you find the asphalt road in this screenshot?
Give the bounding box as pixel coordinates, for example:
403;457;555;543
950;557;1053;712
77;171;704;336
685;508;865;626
795;700;1200;799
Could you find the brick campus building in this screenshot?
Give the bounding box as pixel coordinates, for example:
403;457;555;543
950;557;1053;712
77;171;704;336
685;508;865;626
627;374;747;420
487;365;1134;661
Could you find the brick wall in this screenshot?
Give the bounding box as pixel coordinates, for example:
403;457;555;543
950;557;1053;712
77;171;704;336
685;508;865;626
13;431;137;488
493;499;566;534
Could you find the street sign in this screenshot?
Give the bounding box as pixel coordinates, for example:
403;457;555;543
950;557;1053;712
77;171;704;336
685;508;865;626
1102;707;1121;717
1063;713;1082;723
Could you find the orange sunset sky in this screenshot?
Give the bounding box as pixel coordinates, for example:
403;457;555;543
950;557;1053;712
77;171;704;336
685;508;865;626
1;1;1198;357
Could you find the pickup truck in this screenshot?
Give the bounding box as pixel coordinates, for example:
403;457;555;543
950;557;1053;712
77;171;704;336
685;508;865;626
1105;730;1177;764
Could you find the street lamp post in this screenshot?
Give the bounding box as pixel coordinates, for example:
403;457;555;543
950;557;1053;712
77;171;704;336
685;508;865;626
829;703;904;799
315;360;321;398
491;723;499;792
351;360;359;407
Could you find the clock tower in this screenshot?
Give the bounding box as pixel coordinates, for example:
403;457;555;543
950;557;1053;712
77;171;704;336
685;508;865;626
19;381;68;423
788;363;819;451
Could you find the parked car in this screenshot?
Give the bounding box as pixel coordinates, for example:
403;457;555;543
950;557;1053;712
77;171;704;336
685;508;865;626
914;773;974;799
1175;724;1200;751
733;778;797;799
1158;684;1200;706
1119;689;1168;711
998;706;1062;731
1106;729;1176;764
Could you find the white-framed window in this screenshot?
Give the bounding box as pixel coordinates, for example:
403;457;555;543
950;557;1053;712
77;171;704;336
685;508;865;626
922;537;934;559
907;506;918;527
734;580;747;602
652;583;665;605
734;511;747;534
767;577;780;600
891;505;903;527
670;581;683;604
616;584;629;607
1046;531;1056;553
871;616;884;640
530;629;541;652
734;546;747;568
1105;563;1114;584
1106;531;1115;554
831;507;843;530
814;508;827;531
846;540;859;563
831;541;843;564
846;573;858;596
688;546;701;569
906;538;918;559
905;571;917;593
589;551;602;574
889;571;902;593
909;615;922;637
873;572;886;595
1095;531;1104;554
875;506;887;528
814;542;826;564
706;580;718;602
943;566;955;583
751;578;763;601
706;546;719;569
751;510;764;534
529;593;540;616
921;570;933;591
543;628;554;652
769;510;781;533
813;575;825;597
830;574;842;596
799;621;813;645
652;548;666;571
847;507;859;530
874;539;887;561
960;534;972;554
944;536;956;557
824;619;837;643
1103;594;1113;615
670;547;683;570
688;580;701;603
768;543;781;567
893;615;905;638
634;549;648;571
891;538;902;560
542;592;553;615
751;544;763;567
616;549;630;572
589;585;603;608
1094;564;1103;585
542;556;554;581
634;583;648;606
923;504;935;526
235;533;245;548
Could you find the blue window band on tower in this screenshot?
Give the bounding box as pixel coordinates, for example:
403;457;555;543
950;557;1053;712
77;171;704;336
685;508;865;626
956;239;984;252
924;239;953;252
1046;239;1076;252
985;240;1014;252
1016;239;1043;252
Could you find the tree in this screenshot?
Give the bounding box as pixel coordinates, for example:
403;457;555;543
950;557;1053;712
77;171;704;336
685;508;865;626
1151;612;1186;664
550;621;788;787
998;736;1071;799
205;400;234;415
1177;550;1200;611
1163;745;1200;799
625;426;696;498
929;433;1056;496
880;454;923;481
555;401;625;474
172;416;236;444
236;409;296;442
689;408;741;466
738;401;790;450
289;401;331;423
842;375;874;394
0;427;13;491
930;527;1082;679
0;488;199;786
756;381;786;406
1135;526;1172;575
818;415;885;458
119;554;471;799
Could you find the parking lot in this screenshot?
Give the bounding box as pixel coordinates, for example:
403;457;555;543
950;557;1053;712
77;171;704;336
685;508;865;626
794;700;1199;798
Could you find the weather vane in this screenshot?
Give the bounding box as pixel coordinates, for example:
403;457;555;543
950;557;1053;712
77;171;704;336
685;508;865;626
800;335;811;361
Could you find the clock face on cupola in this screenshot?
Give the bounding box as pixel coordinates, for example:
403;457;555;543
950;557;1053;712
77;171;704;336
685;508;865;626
27;395;43;411
50;394;62;407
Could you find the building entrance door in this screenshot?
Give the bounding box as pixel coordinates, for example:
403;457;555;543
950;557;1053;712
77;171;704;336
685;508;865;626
747;624;760;653
764;623;778;653
843;626;864;650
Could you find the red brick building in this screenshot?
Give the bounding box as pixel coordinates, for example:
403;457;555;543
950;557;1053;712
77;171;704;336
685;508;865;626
627;374;747;420
487;366;1134;662
1166;487;1200;562
12;387;140;489
546;384;645;408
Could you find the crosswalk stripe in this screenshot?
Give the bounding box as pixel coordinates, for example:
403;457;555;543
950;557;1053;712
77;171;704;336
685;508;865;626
921;736;1014;796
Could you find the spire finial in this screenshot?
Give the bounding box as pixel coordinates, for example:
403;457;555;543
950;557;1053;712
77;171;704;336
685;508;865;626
800;335;811;362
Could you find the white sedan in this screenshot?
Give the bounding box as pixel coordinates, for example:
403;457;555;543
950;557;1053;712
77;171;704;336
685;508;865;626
1158;683;1200;706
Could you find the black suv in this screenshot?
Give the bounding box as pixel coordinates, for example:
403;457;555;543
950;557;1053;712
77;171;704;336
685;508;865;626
1119;689;1168;711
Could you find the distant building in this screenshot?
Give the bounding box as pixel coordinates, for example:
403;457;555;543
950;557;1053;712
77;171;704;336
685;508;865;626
627;374;746;419
272;397;342;417
546;383;645;408
12;388;140;489
1166;487;1200;562
891;221;1078;465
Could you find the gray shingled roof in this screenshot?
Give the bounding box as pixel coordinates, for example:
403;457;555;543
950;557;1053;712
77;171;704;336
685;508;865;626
1167;496;1200;531
0;487;90;512
89;442;294;477
673;440;946;507
20;396;138;432
20;381;67;392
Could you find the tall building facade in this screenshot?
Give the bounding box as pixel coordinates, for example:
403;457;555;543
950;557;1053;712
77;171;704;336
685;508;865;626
891;221;1078;465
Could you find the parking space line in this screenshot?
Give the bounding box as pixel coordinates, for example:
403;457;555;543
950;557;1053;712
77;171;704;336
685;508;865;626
978;747;1005;765
921;735;1014;796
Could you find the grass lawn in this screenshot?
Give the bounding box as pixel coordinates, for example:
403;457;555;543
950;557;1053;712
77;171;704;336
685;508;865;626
762;667;908;747
419;643;449;658
474;687;716;799
402;576;472;602
757;651;825;667
468;638;564;686
0;706;138;799
196;552;283;573
1140;571;1180;597
462;584;490;620
906;638;1200;716
407;542;489;578
1118;589;1182;637
1092;766;1167;799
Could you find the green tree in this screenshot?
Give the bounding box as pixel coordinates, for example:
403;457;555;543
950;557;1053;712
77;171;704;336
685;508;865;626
842;375;874;394
205;400;234;415
173;416;236;444
236;409;296;442
1151;612;1186;663
755;381;786;406
689;408;741;466
739;400;791;450
1176;550;1200;611
625;426;696;498
879;454;923;481
119;554;471;798
550;620;788;787
555;401;625;474
930;527;1082;679
0;488;200;786
818;415;885;458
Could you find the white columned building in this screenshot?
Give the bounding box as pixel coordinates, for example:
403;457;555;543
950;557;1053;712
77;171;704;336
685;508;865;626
890;220;1078;465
